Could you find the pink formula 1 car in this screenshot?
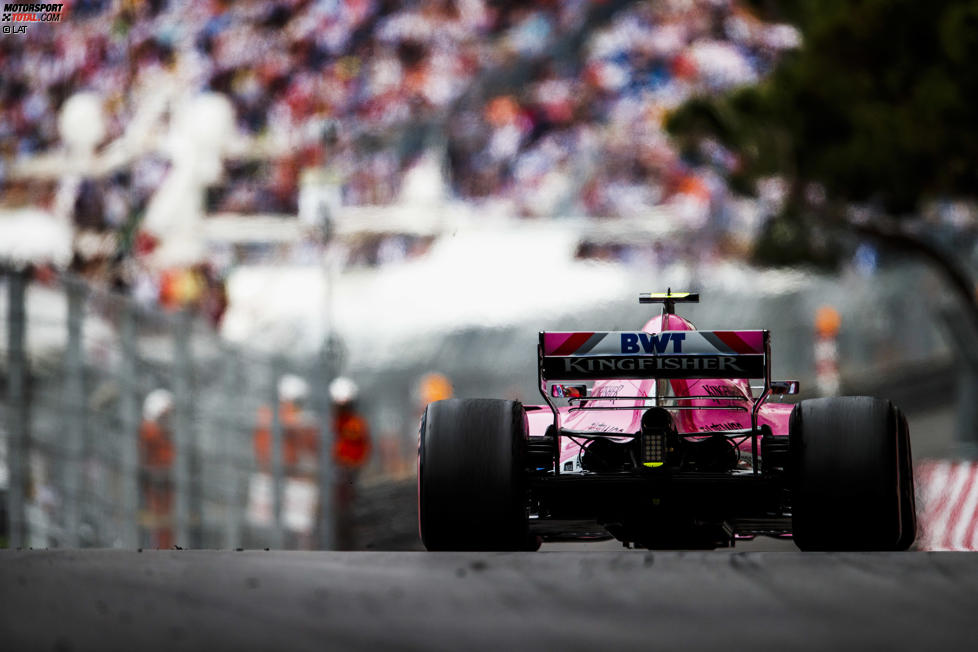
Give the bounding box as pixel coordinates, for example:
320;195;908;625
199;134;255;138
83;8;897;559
418;292;916;551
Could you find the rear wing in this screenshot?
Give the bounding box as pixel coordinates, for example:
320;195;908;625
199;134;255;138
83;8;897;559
539;330;769;381
537;329;775;476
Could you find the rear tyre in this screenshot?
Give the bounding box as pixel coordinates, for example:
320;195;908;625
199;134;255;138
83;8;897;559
418;398;529;551
790;396;913;551
895;407;917;550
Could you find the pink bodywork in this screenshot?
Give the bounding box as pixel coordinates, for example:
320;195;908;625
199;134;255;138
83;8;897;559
526;314;794;466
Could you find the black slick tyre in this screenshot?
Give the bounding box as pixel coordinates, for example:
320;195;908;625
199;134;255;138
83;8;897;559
895;407;917;550
418;398;529;551
790;396;913;551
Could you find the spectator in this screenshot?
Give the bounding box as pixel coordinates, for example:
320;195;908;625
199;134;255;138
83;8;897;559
253;374;320;479
1;0;802;295
329;376;371;549
252;373;321;548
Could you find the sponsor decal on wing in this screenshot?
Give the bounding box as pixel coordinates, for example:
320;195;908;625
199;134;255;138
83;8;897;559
543;331;764;356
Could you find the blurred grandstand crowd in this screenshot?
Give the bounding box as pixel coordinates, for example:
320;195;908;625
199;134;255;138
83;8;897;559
0;0;799;316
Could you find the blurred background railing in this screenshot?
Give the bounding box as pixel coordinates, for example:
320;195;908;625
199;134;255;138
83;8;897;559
0;267;354;551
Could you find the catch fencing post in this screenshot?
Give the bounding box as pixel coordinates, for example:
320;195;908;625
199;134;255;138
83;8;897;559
317;338;339;550
938;307;978;457
172;310;194;547
270;355;285;549
118;298;141;548
5;268;29;548
62;276;86;547
957;370;978;456
221;344;242;550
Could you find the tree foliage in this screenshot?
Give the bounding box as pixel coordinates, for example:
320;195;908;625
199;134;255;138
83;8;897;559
668;0;978;223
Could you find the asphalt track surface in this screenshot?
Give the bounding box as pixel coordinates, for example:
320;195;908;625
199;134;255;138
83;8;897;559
2;549;977;652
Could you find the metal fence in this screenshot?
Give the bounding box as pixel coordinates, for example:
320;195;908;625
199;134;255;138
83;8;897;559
0;268;361;550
